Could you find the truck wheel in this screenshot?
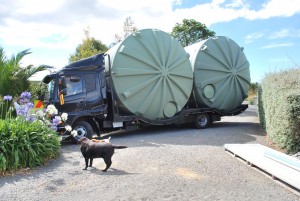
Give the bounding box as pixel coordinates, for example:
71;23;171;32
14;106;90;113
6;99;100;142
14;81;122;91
73;121;93;139
195;113;211;129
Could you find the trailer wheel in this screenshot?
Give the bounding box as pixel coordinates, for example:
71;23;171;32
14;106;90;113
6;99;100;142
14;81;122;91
73;121;94;139
195;113;211;129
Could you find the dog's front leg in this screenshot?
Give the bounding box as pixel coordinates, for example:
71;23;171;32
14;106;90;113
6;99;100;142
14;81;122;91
83;157;89;170
89;158;93;167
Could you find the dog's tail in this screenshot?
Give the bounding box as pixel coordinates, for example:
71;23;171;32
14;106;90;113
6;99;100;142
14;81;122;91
112;145;127;149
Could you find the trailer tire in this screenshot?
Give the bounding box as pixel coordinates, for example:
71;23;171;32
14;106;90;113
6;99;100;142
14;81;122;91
73;121;94;139
195;113;211;129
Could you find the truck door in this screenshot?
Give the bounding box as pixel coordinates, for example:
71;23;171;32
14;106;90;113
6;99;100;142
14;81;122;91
55;75;85;113
85;73;105;112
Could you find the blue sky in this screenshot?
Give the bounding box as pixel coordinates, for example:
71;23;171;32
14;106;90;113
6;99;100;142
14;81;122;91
0;0;299;82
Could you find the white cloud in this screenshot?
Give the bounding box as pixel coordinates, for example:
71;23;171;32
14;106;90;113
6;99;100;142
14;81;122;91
269;29;290;39
269;28;300;39
1;0;300;69
0;0;178;49
225;0;249;9
244;0;300;20
245;28;300;43
245;32;265;43
0;19;83;51
15;0;64;15
171;0;300;28
260;42;294;49
2;0;299;48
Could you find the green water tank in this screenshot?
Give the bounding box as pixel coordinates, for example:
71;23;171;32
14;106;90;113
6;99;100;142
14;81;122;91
185;36;251;113
105;29;193;120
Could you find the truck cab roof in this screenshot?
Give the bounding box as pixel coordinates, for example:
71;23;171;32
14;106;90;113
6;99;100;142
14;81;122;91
63;53;105;71
42;53;106;84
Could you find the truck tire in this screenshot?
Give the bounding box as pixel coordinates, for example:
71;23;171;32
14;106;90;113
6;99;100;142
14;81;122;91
195;113;211;129
73;121;94;139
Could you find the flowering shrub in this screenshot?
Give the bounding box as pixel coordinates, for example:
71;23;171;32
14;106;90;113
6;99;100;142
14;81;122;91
0;92;63;174
39;104;77;137
33;104;63;131
13;91;77;137
0;91;79;174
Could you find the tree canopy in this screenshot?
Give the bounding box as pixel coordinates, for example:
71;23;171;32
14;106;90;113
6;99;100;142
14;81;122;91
171;19;216;47
69;28;108;63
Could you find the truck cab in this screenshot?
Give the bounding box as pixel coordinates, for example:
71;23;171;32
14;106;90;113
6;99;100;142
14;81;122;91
42;54;114;140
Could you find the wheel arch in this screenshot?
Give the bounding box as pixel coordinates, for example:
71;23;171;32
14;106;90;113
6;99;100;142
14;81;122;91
70;115;100;135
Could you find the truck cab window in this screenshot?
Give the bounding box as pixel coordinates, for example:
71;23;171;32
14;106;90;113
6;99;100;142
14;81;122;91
65;76;83;96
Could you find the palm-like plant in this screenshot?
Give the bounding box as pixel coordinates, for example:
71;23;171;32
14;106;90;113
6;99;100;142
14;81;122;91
0;47;48;96
0;47;50;118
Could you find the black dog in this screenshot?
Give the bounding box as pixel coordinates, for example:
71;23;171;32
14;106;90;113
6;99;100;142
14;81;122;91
79;137;127;172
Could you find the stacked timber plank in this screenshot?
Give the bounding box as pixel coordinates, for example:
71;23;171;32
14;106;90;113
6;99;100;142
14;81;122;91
224;144;300;191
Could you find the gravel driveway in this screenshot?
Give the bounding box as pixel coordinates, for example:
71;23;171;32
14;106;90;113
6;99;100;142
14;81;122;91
1;105;299;201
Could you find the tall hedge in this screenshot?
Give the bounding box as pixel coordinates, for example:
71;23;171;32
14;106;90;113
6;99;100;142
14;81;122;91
258;68;300;153
257;85;265;129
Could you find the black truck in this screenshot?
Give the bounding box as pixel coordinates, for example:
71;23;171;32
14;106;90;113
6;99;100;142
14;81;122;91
42;53;248;142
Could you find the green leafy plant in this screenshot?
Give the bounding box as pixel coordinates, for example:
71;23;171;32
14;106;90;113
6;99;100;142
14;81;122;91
69;28;108;62
171;19;216;47
0;91;65;174
0;117;60;173
257;85;266;129
246;82;258;105
0;47;50;100
258;68;300;153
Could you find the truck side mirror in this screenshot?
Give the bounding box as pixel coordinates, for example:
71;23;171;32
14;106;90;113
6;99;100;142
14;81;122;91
59;76;67;89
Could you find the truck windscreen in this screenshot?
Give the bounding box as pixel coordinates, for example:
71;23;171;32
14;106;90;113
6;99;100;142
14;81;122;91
46;80;55;100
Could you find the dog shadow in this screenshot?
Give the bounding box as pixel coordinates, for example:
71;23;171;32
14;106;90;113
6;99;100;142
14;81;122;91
88;167;137;176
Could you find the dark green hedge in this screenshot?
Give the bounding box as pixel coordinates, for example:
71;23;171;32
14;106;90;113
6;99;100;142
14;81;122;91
258;68;300;153
257;85;266;129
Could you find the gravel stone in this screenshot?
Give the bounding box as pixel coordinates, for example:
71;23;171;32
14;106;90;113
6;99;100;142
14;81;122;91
0;105;299;200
